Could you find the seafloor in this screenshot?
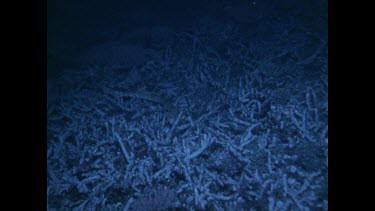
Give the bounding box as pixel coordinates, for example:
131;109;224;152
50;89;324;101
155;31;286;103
47;0;328;210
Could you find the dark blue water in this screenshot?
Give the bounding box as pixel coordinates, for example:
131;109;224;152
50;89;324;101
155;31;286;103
47;0;328;210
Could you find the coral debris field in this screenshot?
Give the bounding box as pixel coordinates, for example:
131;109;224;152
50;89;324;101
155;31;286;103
47;1;327;210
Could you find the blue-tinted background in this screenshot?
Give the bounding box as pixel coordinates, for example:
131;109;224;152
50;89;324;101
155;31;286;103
47;0;328;210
